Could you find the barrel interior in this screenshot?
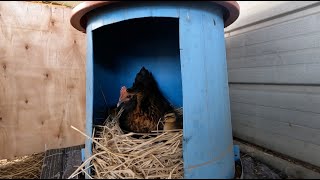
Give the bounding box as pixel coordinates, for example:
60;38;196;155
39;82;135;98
92;17;182;125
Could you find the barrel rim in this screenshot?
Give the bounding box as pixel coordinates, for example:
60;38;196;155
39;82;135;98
70;1;240;33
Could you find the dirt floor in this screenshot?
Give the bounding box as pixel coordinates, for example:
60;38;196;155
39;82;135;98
0;152;287;179
235;137;320;176
240;152;288;179
0;148;303;179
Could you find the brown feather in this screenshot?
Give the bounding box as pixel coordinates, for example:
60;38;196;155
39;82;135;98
116;67;182;133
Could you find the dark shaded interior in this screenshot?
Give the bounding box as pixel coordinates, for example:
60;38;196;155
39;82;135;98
92;17;182;125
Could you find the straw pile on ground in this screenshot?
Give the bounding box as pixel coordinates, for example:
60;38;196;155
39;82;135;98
0;153;44;179
69;108;184;179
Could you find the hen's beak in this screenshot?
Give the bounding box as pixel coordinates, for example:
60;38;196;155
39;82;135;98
117;97;131;107
116;101;122;108
117;86;129;107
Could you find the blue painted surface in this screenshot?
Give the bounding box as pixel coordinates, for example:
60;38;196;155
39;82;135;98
85;23;93;177
234;145;240;161
81;148;85;162
179;6;235;179
85;2;235;178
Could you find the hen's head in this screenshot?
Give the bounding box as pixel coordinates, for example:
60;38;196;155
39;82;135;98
117;67;157;107
128;66;157;93
116;86;131;107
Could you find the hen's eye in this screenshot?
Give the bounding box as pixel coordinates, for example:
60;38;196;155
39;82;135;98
127;95;132;98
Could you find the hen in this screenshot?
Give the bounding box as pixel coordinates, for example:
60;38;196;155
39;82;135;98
116;67;182;133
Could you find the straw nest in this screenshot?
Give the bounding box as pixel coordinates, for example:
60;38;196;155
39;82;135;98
0;153;44;179
69;108;184;179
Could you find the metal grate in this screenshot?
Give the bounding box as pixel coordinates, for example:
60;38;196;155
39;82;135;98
40;145;85;179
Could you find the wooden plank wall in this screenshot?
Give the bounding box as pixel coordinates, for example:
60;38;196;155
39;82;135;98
0;1;86;159
225;1;320;167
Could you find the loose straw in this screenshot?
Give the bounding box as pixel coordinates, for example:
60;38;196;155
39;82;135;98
69;108;184;179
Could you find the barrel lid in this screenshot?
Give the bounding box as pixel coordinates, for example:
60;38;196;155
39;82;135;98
70;1;240;33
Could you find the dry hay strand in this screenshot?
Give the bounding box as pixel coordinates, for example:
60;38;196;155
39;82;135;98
69;108;184;179
0;153;45;179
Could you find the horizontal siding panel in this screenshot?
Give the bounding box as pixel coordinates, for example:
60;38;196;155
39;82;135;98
227;48;320;69
226;31;320;59
228;63;320;84
226;10;320;49
227;1;320;168
231;101;320;130
230;84;320;167
229;84;320;114
225;1;319;33
226;7;320;84
226;9;320;84
232;122;320;167
225;2;320;38
231;112;320;146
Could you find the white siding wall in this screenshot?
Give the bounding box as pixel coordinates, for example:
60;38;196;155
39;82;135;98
226;1;320;167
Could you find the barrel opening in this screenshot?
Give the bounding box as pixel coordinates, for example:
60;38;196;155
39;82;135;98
92;17;182;126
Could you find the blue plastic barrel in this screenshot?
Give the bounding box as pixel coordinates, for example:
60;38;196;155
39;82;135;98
71;1;239;178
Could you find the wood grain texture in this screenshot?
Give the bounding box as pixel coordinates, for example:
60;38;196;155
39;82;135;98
0;1;86;159
179;5;234;178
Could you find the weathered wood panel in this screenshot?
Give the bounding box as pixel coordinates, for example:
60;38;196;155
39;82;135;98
0;1;86;159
